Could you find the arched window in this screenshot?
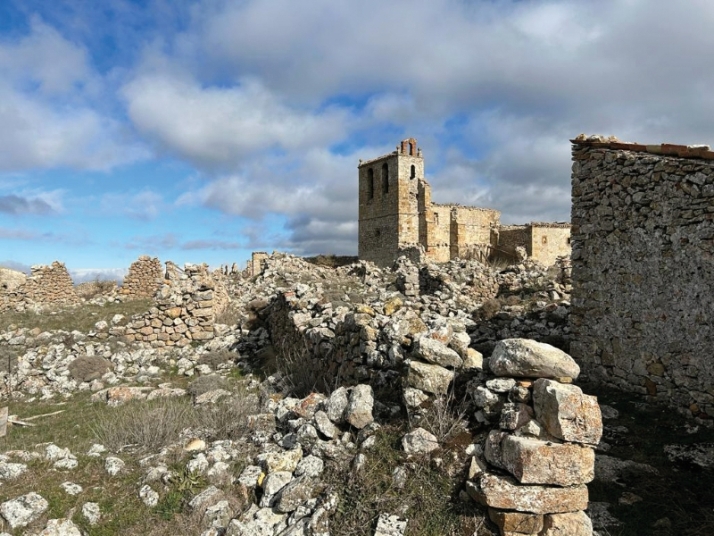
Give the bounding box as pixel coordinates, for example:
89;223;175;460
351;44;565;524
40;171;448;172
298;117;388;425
367;169;374;199
382;163;389;194
410;165;416;179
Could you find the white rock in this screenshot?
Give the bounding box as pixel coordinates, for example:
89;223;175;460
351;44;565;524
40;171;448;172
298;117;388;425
0;462;27;480
0;492;49;529
34;518;82;536
139;485;159;507
60;482;83;495
401;428;439;455
104;456;125;476
82;502;101;526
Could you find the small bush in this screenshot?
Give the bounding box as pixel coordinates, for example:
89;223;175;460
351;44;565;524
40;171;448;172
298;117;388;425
476;298;501;320
199;349;236;370
200;387;260;440
187;375;229;398
92;397;198;452
69;355;113;382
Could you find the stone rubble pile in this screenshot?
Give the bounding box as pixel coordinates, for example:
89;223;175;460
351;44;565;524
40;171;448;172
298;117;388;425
119;255;164;300
465;339;602;536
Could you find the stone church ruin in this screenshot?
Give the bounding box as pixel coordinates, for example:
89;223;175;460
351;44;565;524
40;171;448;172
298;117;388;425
358;138;571;267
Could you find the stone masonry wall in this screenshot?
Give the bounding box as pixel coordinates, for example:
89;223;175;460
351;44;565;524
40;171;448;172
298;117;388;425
0;262;80;312
119;256;163;299
570;135;714;419
251;252;269;277
112;263;220;347
529;224;571;267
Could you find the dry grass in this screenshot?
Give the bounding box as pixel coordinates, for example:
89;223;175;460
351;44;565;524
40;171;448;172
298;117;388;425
326;425;493;536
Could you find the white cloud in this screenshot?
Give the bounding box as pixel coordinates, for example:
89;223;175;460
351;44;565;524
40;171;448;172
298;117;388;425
122;71;349;168
100;190;165;221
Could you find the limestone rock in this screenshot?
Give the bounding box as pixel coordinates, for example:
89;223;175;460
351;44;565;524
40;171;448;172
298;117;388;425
374;513;407;536
0;492;49;529
462;348;484;370
274;476;315;513
466;473;589;514
413;337;463;368
82;502;101;526
533;379;602;445
325;387;349;424
488;508;544;534
407;360;453;395
402;428;439;454
345;384;374;429
105;456;125;476
489;339;580;380
34;518;82;536
501;435;595;485
542;510;593;535
139;485;159;507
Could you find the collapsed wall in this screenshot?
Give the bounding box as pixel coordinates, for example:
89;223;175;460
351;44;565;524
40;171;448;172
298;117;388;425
0;262;80;312
119;256;163;299
112;263;226;347
570;135;714;419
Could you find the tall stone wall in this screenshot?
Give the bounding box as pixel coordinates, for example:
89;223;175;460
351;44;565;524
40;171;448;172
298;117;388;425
450;206;501;260
0;262;80;312
119;256;163;299
570;135;714;419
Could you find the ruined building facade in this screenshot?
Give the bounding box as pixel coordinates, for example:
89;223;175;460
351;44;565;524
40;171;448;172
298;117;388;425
358;138;571;267
571;135;714;419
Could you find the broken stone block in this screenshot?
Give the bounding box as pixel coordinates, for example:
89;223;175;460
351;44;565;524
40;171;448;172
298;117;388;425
541;510;593;535
345;384;374;429
413;336;463;368
501;435;595;486
466;473;589;514
407;360;454;395
484;430;508;469
489;339;580;380
533;379;602;446
488;508;544;534
374;513;407;536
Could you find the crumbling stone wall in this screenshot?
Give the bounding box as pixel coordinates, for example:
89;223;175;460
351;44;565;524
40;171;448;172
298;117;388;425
251;252;269;277
113;263;221;347
119;256;163;299
570;135;714;419
0;262;80;312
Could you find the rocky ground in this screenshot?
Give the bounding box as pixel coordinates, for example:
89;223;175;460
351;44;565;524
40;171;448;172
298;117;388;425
0;253;711;536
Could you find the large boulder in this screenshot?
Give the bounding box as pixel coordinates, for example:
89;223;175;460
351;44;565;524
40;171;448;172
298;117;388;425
489;339;580;380
0;492;48;529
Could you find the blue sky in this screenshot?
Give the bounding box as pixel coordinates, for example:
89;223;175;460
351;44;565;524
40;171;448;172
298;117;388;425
2;0;714;281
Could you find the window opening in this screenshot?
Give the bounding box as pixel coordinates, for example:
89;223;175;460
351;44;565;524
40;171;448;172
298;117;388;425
410;165;416;179
367;169;374;199
382;163;389;194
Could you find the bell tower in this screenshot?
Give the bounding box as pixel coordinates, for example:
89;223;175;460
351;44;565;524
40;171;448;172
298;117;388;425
357;138;424;266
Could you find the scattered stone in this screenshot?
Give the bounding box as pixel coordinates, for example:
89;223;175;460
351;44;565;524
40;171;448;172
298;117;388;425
139;485;159;507
407;360;453;395
105;456;125;476
413;337;462;368
82;502;101;526
60;482;83;496
541;510;593;535
345;384;374;429
402;428;439;455
0;492;49;529
34;518;82;536
0;461;27;480
374;513;407;536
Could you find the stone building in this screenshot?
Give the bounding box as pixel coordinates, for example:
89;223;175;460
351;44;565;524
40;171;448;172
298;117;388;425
357;138;570;266
570;134;714;419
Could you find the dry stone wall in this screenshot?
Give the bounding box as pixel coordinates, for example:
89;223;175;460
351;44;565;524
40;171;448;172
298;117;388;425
0;262;80;312
119;256;163;300
571;135;714;419
113;263;223;347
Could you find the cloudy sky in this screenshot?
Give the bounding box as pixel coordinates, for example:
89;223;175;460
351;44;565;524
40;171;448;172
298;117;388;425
1;0;713;280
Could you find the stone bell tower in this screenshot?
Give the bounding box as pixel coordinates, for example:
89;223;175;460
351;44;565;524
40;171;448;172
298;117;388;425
357;138;425;266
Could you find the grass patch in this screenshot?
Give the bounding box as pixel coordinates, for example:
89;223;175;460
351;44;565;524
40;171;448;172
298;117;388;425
326;425;491;536
0;300;152;333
